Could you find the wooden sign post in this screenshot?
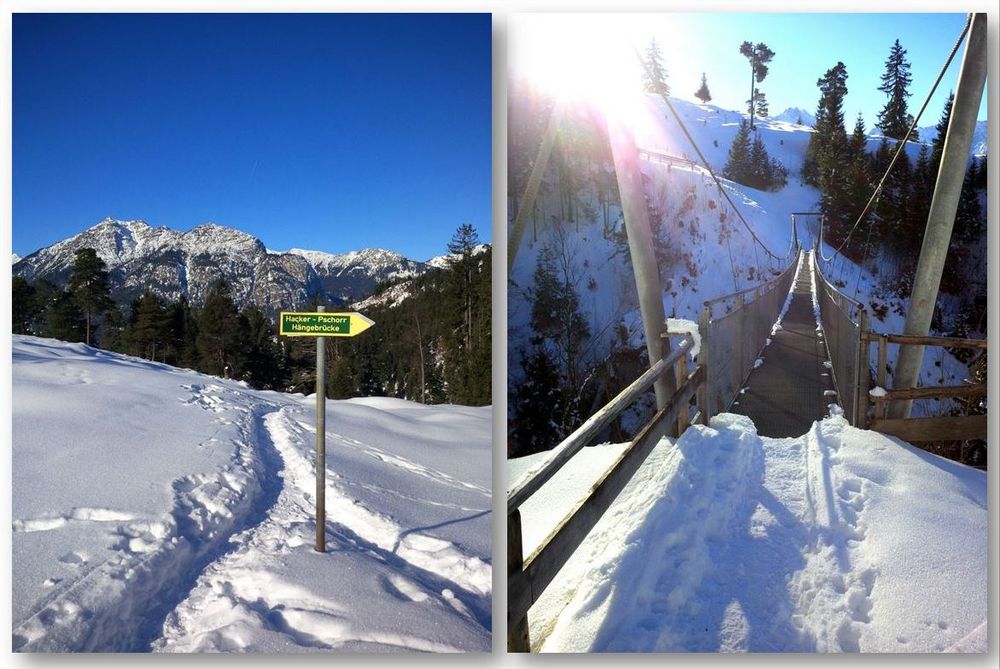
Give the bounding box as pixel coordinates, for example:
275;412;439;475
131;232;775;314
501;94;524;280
279;307;374;552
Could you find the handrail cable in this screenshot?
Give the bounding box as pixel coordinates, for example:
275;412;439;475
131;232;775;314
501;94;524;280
832;13;972;257
634;47;785;261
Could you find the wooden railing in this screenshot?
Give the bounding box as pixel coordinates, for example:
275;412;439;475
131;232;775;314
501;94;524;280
865;332;987;443
507;334;702;652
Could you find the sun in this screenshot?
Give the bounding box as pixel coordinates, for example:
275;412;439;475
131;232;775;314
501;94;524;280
509;14;648;124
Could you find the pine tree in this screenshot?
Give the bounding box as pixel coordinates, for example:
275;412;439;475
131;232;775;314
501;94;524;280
694;72;712;103
843;114;874;243
738;41;775;129
41;290;86;343
12;277;36;335
129;291;168;360
929;91;954;174
67;247;112;346
509;345;564;457
804;62;849;188
196;280;244;377
642;37;670;96
877;39;917;141
749;90;769;120
723;119;753;185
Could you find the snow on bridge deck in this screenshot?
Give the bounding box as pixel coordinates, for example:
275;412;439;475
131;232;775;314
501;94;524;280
732;251;836;437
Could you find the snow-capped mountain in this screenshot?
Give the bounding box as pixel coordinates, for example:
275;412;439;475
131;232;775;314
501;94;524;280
771;107;816;127
285;247;427;303
12;253;20;264
916;119;988;158
13;218;429;313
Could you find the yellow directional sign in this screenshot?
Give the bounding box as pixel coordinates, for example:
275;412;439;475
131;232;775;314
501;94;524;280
279;311;374;337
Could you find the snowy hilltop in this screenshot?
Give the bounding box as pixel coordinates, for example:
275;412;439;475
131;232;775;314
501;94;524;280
12;336;492;652
12;218;432;312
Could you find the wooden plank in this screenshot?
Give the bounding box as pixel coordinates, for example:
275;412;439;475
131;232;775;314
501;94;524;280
507;339;690;514
871;415;987;442
877;336;887;389
507;509;530;652
882;384;986;401
508;366;703;626
863;332;988;349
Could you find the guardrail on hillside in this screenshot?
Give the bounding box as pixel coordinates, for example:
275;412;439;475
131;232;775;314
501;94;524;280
813;252;869;426
697;251;800;419
507;334;702;652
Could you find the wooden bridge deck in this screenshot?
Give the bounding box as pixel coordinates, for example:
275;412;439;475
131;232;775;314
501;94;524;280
730;259;837;438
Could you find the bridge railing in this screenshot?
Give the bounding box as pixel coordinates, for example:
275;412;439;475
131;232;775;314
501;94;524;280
698;251;800;419
507;334;702;652
813;252;869;426
865;332;987;448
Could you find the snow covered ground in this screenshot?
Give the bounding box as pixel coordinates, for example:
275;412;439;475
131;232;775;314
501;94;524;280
11;336;491;652
510;410;987;652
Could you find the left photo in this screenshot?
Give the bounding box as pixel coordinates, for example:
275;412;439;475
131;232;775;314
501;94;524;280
11;13;492;652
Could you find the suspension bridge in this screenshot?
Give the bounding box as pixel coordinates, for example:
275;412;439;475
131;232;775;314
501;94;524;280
507;12;987;652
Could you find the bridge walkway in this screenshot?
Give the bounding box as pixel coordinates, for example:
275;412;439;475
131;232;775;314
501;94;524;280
730;256;836;438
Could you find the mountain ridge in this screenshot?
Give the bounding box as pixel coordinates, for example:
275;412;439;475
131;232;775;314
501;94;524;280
13;218;434;313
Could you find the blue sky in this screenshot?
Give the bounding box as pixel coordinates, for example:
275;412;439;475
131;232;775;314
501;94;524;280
511;12;986;130
640;13;986;127
13;13;492;260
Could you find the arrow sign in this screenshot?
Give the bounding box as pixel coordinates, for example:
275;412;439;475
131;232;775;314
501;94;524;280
279;311;375;337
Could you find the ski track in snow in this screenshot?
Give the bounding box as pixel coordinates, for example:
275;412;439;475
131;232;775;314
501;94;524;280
13;382;279;652
154;407;490;652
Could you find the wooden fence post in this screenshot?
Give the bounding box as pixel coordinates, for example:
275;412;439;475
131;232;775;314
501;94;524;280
507;509;530;652
698;306;711;423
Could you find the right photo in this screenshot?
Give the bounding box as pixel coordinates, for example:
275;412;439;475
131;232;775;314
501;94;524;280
506;12;988;653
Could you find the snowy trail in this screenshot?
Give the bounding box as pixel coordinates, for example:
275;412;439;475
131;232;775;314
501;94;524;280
515;410;986;653
12;337;492;652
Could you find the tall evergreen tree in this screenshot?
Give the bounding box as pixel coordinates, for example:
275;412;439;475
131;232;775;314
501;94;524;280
129;291;169;360
41;290;86;343
723;120;753;184
196;280;244;377
694;72;712;103
12;277;36;335
877;39;917;141
642;37;670;96
803;62;849;187
738;41;775;129
67;247;112;346
929;91;954;175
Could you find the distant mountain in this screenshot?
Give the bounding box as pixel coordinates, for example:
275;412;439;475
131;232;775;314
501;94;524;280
916;119;988;158
12;218;430;314
772;107;816;127
12;253;20;264
285;247;426;303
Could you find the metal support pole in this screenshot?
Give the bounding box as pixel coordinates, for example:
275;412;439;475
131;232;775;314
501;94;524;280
315;305;327;552
606;116;673;412
891;13;987;419
508;101;564;274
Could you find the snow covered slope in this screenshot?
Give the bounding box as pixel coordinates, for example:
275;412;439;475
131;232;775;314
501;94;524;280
510;410;986;653
12;336;491;652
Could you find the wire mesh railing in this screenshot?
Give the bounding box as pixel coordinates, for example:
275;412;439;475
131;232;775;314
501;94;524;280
698;250;800;419
813;251;869;426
